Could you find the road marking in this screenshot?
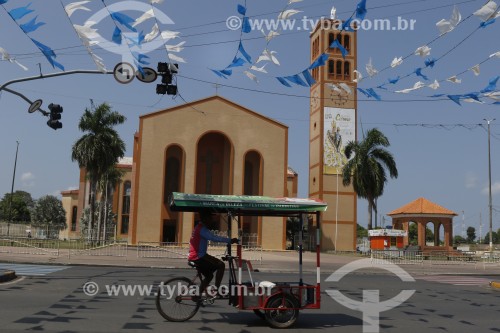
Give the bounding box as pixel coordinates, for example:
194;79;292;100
416;275;491;286
0;264;69;276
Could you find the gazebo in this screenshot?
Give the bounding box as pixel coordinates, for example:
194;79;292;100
387;197;458;251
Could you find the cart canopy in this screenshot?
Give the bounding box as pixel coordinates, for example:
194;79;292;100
169;192;327;216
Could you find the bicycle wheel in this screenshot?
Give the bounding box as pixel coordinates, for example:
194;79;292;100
156;277;200;322
264;293;299;329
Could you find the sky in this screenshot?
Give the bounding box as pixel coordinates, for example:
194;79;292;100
0;0;499;237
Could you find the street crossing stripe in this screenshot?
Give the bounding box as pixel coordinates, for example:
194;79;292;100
0;263;69;276
416;275;491;286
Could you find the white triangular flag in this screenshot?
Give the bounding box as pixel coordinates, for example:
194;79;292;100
161;31;180;41
133;9;155;27
428;80;440;90
489;51;500;58
484;91;500;101
288;0;303;4
261;29;280;42
0;47;28;70
65;1;91;17
144;23;160;42
278;9;302;20
473;0;499;21
415;45;431;57
339;83;352;95
436;5;461;35
256;49;280;65
395;81;425;93
244;71;259;83
328;83;342;93
150;0;164;4
250;64;268;73
353;70;363;83
391;57;403;68
168;52;186;63
366;58;378;77
470;64;480;76
447;76;462;83
166;41;185;53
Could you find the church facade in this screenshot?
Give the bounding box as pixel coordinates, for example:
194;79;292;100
62;96;298;250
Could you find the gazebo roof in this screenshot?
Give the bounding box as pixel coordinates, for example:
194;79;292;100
387;197;457;216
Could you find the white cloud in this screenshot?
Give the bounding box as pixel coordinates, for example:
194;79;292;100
465;172;477;189
21;172;35;187
482;182;500;195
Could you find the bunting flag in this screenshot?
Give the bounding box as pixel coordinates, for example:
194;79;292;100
0;47;28;70
329;40;348;59
436;5;461;35
308;53;329;70
1;1;64;71
64;1;91;17
391;57;403;68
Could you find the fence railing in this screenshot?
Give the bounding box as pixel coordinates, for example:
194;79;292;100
136;241;263;262
68;239;128;257
0;237;60;256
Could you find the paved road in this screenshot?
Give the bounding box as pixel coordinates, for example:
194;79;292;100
1;264;500;332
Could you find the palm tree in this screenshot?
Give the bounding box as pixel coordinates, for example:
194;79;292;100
341;128;398;230
97;166;125;241
71;103;126;240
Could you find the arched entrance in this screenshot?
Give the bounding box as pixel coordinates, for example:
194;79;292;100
196;132;233;230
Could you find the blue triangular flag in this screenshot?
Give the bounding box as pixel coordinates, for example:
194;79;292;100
357;88;371;98
447;95;462;105
210;69;228;79
133;52;150;65
424;58;436;68
356;0;367;21
366;88;381;101
20;16;45;34
112;26;122;45
493;101;500;105
342;18;355;32
31;38;64;71
329;40;348;58
242;17;251;33
110;12;137;32
309;53;329;70
480;18;496;28
237;4;246;16
277;77;292;87
415;68;428;80
220;69;232;76
302;70;316;86
388;76;400;84
226;57;245;69
377;85;388;90
0;0;9;4
284;74;308;87
238;42;252;63
463;92;480;102
9;3;34;21
480;76;500;93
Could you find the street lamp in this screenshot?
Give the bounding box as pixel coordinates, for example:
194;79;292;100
7;141;20;237
484;119;495;252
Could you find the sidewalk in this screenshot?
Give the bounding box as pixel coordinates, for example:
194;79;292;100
2;248;500;277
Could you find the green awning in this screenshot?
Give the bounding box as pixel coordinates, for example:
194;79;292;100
169;192;327;216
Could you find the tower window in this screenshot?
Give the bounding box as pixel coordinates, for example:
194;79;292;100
328;60;335;74
336;60;342;76
344;61;351;78
344;35;350;50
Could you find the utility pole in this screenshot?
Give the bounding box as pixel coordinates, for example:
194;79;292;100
484;119;495;252
462;211;466;238
7;141;20;237
479;213;482;244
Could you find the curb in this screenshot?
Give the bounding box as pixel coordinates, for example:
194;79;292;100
0;270;17;283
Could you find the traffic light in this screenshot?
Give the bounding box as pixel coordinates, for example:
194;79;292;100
47;103;63;130
156;62;178;95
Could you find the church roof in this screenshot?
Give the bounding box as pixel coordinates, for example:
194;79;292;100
387;197;457;216
139;95;288;129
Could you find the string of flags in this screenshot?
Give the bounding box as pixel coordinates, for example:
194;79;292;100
0;0;64;71
0;0;186;74
354;0;500;105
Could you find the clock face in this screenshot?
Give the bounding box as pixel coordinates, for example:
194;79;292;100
310;88;320;110
327;84;350;107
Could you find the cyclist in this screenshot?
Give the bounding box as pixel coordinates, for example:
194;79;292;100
188;210;238;299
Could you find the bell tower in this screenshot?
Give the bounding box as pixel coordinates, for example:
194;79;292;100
309;20;357;251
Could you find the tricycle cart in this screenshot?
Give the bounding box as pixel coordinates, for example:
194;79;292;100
156;192;327;328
